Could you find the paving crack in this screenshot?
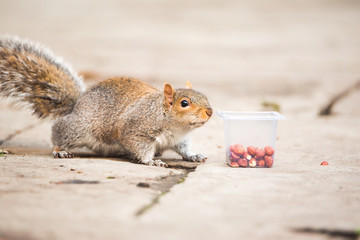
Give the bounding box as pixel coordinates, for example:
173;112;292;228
134;167;194;217
293;227;360;240
0;123;37;145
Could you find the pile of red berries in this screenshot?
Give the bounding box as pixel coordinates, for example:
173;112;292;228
229;144;274;168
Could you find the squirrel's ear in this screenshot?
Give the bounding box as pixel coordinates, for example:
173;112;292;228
164;83;176;108
186;81;192;89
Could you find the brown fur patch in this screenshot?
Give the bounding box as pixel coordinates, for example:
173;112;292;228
0;38;83;118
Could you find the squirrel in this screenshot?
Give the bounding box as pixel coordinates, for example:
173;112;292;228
0;36;213;167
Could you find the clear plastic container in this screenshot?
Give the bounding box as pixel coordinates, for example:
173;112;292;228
217;111;285;168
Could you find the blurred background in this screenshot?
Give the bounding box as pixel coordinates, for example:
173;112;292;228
1;0;360;113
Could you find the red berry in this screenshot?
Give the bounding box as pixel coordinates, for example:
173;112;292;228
230;151;240;162
230;161;239;167
265;156;273;167
264;146;275;156
255;149;265;160
233;144;245;156
247;146;256;156
320;161;329;166
238;158;248;167
243;152;251;160
248;158;257;167
228;144;277;168
257;159;265;167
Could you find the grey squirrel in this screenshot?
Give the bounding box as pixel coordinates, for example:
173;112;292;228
0;36;213;167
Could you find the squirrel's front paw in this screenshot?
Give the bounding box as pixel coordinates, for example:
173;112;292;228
184;154;207;163
52;148;74;158
143;159;168;167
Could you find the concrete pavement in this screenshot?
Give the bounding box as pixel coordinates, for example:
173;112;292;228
1;0;360;239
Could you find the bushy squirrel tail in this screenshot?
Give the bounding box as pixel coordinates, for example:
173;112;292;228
0;36;85;118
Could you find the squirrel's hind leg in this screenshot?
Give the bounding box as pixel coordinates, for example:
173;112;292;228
51;115;82;159
52;147;74;158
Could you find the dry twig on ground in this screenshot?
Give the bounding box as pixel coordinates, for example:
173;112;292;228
319;79;360;116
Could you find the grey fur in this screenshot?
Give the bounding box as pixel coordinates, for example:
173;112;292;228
1;36;212;167
52;78;212;166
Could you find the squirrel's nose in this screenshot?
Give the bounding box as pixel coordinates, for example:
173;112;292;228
206;108;213;117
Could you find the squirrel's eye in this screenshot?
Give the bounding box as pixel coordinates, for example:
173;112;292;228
180;100;189;108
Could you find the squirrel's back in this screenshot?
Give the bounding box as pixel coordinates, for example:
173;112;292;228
0;36;84;118
70;77;163;144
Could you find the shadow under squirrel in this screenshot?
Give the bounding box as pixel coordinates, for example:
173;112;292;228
0;36;213;167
